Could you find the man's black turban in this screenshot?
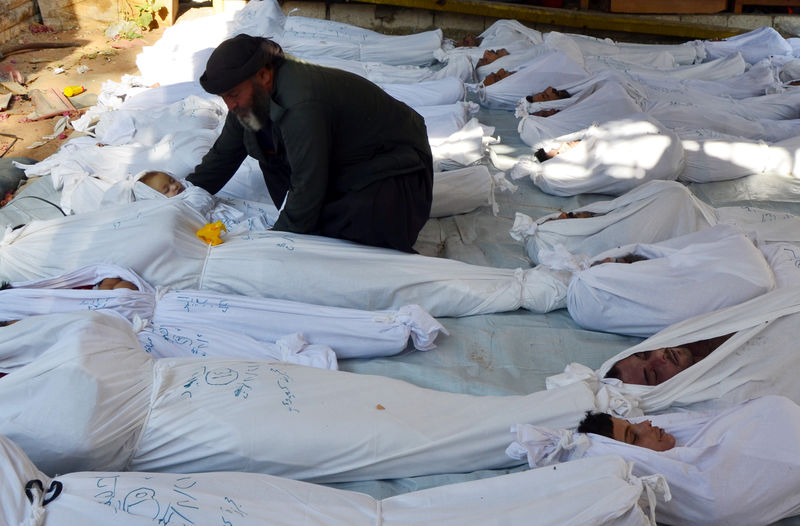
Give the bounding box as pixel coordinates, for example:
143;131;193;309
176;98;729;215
200;34;273;95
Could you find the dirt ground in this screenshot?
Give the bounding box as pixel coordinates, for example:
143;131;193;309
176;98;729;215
0;14;208;162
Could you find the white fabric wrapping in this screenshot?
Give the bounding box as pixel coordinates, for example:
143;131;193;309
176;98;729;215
648;99;800;144
0;199;569;317
544;31;701;66
510;180;718;264
517;79;642;148
0;436;654;526
429;118;495;170
478;51;589;110
416;102;478;140
679;130;798;183
566;225;775;337
510;396;800;526
475;46;551;81
0;311;597;481
549;285;800;414
0;264;447;357
477;19;543;51
701;26;793;65
279;18;442;66
513;115;684;197
380;77;465;108
430;165;493;217
758;241;800;289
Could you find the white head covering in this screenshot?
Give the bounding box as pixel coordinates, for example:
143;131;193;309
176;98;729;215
508;396;800;526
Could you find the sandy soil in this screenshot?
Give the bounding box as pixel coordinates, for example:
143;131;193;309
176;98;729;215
0;18;173;161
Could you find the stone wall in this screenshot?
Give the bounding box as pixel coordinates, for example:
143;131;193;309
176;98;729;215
0;0;38;42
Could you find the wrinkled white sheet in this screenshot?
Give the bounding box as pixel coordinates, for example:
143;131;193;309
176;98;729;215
512;115;684;196
543;31;702;66
701;26;794;65
517;78;643;148
510;180;717;264
477;50;589;110
0;311;597;480
0;435;655;526
0;199;568;317
0;263;447;357
547;285;800;415
510;396;800;526
679;131;800;183
565;225;775;337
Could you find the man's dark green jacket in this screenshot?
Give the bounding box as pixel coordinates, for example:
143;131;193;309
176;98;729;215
188;56;433;234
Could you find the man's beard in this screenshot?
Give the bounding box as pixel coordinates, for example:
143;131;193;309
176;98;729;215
236;83;271;131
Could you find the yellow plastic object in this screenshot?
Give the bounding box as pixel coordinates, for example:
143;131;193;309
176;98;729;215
63;86;85;97
196;221;227;246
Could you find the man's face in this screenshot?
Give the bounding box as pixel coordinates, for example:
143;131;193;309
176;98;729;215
611;417;675;451
612;347;694;385
221;68;273;131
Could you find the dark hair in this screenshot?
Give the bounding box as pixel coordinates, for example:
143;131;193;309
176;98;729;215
604;365;621;380
534;148;550;163
577;411;614;439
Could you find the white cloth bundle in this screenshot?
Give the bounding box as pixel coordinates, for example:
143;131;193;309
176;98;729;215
0;436;655;526
583;51;676;74
477;50;588;110
679;130;798;183
475;45;552;81
0;263;447;357
106;176;278;234
509;181;717;264
431;165;493;217
307;54;475;84
416;102;479;140
615;52;746;88
758;241;800;289
476;19;544;51
701;26;793;65
512;115;684;197
648;99;800;144
279;17;442;66
21;131;215;215
543;31;701;66
380;77;466;108
429;118;496;170
517;79;642;148
92;94;225;147
0;311;597;480
565;225;775;337
547;285;800;414
509;396;800;526
0;199;576;317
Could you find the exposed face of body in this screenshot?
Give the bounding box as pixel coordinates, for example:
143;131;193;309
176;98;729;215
527;86;570;103
611;417;676;451
220;67;274;131
140;172;184;198
612;347;694;385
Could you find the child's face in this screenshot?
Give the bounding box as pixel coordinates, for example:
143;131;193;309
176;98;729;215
144;172;185;197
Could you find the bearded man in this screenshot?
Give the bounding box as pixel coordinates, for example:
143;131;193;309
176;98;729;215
188;34;433;252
